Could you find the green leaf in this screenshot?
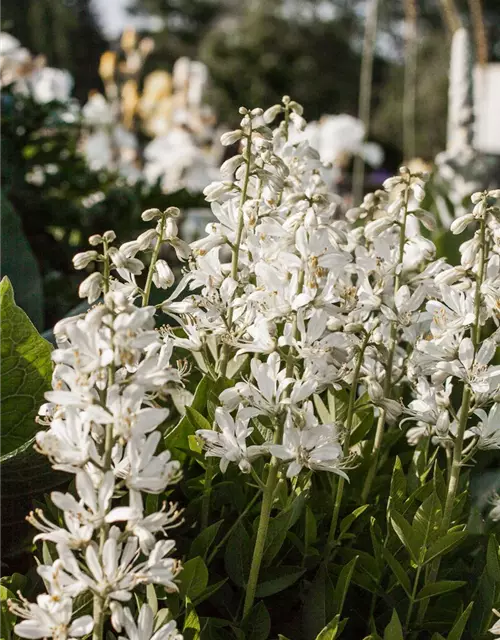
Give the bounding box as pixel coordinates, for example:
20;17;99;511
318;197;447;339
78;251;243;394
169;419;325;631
447;602;474;640
327;389;348;423
332;556;358;617
0;196;43;329
1;585;16;640
339;505;369;539
382;548;411;597
178;557;209;601
262;509;293;567
486;535;500;583
242;602;270;640
255;566;306;598
303;564;335;639
383;609;403;640
186;406;212;432
0;277;52;460
224;522;251;587
350;409;375;446
416;580;466;601
390;511;420;564
192;578;228;607
388;457;406;517
314;394;332;424
165;376;211;453
412;493;441;554
183;597;201;640
424;531;467;565
146;584;158;616
190;520;223;561
315;615;346;640
305;506;317;549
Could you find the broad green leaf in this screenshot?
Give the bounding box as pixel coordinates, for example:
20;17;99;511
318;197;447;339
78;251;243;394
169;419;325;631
224;522;251;587
383;609;403;640
412;493;441;554
0;196;43;329
350;409;375;446
390;511;420;564
332;556;358;617
447;602;474;640
416;580;466;601
186;406;212;432
262;509;294;567
327;389;348;423
190;520;223;561
424;531;467;565
0;277;52;460
242;602;270;640
255;566;306;598
183;597;201;640
382;548;412;597
314;394;332;424
178;557;209;601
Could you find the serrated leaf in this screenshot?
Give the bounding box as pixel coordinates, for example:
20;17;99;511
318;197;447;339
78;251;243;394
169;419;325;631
416;580;466;601
382;547;411;597
224;522;251;587
424;531;467;564
255;566;306;598
447;602;474;640
178;557;209;601
383;609;403;640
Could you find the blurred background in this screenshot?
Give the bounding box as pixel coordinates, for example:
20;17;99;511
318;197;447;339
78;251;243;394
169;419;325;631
1;0;500;333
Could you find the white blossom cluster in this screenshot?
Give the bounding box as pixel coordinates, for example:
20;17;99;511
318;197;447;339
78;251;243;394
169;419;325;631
157;97;451;483
9;214;187;640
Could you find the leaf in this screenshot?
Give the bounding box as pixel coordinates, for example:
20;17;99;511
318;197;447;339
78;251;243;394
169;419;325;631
192;578;228;607
178;557;209;601
383;609;403;640
447;602;474;640
305;506;317;549
314;394;332;424
486;535;500;583
382;548;412;597
1;585;16;640
303;564;335;639
339;505;369;539
255;566;306;598
242;602;270;640
190;520;223;561
224;522;251;587
262;509;293;567
390;511;420;564
183;597;201;640
327;389;348;423
146;584;158;616
332;556;358;617
315;615;347;640
412;493;441;554
416;580;466;601
186;406;212;432
0;277;52;460
388;457;406;517
0;196;43;329
164;376;211;453
350;410;375;446
424;531;467;565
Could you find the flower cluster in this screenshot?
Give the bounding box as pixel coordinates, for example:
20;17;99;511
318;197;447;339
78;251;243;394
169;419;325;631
9;213;187;640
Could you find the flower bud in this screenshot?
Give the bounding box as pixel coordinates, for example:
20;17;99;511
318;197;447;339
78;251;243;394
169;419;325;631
72;250;98;270
88;234;103;246
141;208;162;221
78;272;103;303
220;154;244;178
263;104;282;124
103;230;116;242
165;206;181;218
450;214;474;235
165;218;178;238
220;129;243;146
153;260;175;289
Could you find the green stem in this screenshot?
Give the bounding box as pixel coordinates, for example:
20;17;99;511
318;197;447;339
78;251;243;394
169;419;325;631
92;595;105;640
327;330;372;546
207;490;261;565
405;562;423;631
361;180;410;502
242;425;283;619
141;215;166;307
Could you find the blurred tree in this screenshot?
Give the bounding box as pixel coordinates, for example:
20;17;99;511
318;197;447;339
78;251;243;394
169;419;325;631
1;0;107;101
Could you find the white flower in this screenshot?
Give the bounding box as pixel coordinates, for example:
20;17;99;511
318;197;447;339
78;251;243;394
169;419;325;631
471;404;500;449
11;594;93;640
196;406;264;473
118;605;182;640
